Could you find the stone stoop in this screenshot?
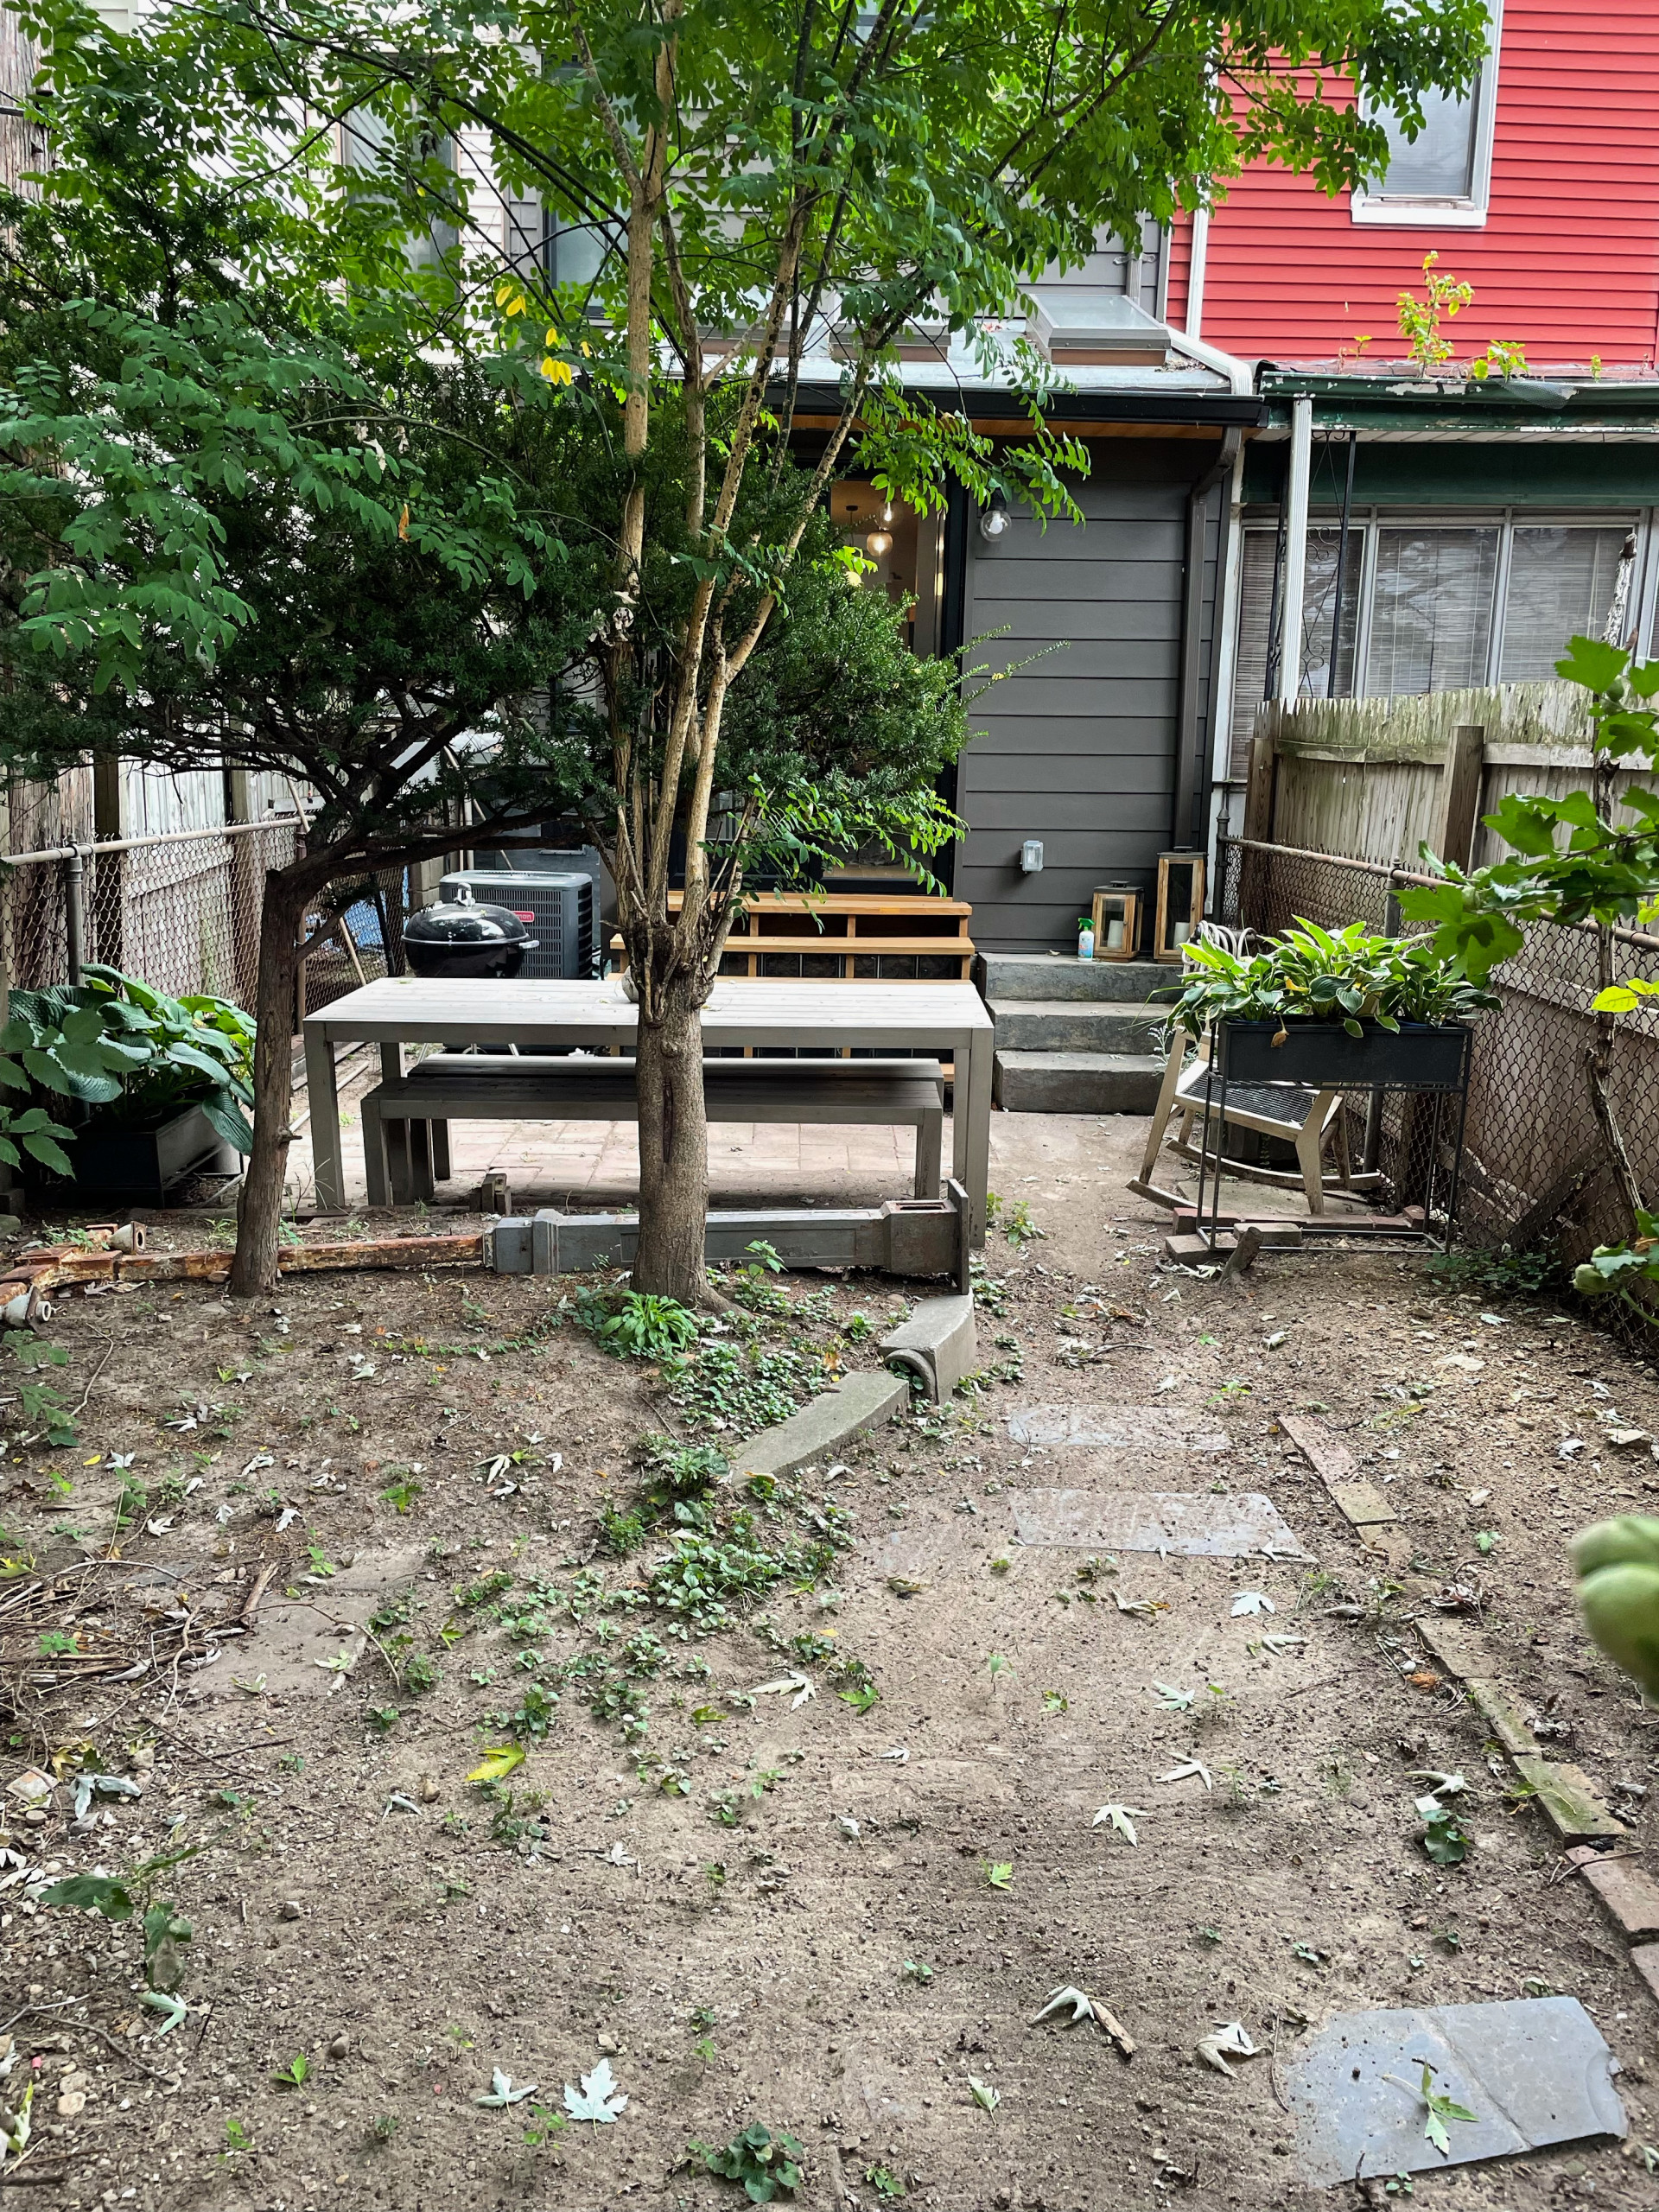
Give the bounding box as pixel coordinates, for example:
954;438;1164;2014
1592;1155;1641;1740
982;951;1172;1115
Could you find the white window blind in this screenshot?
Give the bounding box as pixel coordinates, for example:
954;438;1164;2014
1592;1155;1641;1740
1499;526;1630;679
1367;528;1498;696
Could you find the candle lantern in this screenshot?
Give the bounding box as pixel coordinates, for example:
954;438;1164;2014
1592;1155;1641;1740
1090;884;1142;962
1154;851;1206;963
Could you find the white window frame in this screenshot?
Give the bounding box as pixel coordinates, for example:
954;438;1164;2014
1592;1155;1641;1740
1351;0;1503;229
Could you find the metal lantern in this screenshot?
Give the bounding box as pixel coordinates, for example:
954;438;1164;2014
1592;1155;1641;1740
1154;851;1206;963
1090;884;1142;961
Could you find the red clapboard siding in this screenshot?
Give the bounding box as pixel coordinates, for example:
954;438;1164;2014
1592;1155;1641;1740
1195;4;1659;365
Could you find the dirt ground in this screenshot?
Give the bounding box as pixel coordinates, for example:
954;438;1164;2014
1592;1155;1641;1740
4;1114;1659;2212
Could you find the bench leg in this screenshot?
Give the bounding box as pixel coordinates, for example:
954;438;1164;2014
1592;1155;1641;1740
362;1092;391;1209
430;1120;451;1182
405;1121;436;1203
914;1106;943;1198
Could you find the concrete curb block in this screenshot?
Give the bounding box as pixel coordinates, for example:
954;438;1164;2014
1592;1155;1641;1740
879;1294;977;1403
736;1370;909;1478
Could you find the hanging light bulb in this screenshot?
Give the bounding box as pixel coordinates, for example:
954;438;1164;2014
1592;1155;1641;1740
866;526;892;556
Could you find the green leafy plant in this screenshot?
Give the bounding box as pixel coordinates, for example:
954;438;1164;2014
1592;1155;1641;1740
865;2164;906;2202
2;969;256;1155
271;2052;310;2090
1395;251;1471;371
690;2120;804;2203
38;1842;198;1990
1160;918;1498;1043
1408;2062;1477;2156
0;1101;73;1177
577;1287;701;1361
1419;1800;1470;1867
6;1336;78;1446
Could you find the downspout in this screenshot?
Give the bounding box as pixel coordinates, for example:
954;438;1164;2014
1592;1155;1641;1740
1173;426;1243;850
1205;436;1249;858
1184;206;1210;340
1166;327;1250;397
1275;393;1313;703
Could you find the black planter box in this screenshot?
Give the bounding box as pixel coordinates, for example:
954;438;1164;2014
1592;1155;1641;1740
65;1104;235;1205
1215;1019;1472;1093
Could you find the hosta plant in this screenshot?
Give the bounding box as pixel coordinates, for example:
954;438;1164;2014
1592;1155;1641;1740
1160;919;1500;1043
0;966;255;1154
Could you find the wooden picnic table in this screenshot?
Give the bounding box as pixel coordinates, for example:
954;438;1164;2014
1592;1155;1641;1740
301;976;995;1243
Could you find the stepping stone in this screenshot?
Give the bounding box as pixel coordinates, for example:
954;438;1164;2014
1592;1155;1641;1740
1012;1487;1310;1559
1568;1847;1659;1942
1284;1995;1625;2186
1006;1403;1229;1453
1511;1757;1625;1841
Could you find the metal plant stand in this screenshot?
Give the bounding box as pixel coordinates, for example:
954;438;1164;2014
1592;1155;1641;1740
1192;1019;1476;1255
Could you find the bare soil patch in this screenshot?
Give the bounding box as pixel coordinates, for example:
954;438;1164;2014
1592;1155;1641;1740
3;1162;1659;2212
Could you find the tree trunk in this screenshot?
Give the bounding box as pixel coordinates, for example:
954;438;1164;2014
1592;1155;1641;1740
229;867;308;1298
632;975;709;1304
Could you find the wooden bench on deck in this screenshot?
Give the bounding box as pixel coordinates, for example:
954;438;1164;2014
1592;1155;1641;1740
360;1053;945;1205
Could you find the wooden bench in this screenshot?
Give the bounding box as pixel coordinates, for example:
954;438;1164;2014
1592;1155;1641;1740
360;1054;945;1206
611;891;976;985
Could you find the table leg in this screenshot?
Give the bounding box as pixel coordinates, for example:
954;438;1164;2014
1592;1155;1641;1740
954;1028;991;1248
304;1027;344;1211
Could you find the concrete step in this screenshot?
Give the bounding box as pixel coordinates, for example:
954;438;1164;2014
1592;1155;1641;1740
994;1049;1166;1115
986;998;1167;1054
980;951;1171;1003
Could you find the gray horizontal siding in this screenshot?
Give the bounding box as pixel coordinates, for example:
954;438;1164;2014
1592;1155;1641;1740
954;443;1218;952
968;753;1173;798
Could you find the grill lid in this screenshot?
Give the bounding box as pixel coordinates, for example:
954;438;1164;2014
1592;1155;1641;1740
404;882;535;948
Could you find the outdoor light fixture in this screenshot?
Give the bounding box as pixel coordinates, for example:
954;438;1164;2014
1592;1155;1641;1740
978;489;1011;543
866;527;893;556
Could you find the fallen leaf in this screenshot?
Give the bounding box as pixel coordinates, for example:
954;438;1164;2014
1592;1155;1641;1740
887;1576;928;1598
747;1671;816;1708
563;2056;627;2124
142;1990;188;2037
1257;1634;1305;1655
476;2068;537;2108
1230;1592;1274;1618
1032;1985;1096;2024
467;1746;525;1786
1196;2020;1260;2077
968;2075;1001;2114
1408;1669;1442;1693
1091;1804;1145;1846
1159;1760;1213;1789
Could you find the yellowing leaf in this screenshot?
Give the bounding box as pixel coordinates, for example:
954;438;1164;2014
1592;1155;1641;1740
397;503;410;541
540;358;575;386
467;1745;525;1785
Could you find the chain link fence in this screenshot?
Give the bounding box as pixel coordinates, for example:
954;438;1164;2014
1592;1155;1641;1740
0;822;418;1026
1215;835;1659;1272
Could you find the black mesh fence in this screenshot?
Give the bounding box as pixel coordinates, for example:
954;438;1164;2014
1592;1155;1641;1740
1215;836;1659;1270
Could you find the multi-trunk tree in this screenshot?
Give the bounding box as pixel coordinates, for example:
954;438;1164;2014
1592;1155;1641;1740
7;0;1491;1300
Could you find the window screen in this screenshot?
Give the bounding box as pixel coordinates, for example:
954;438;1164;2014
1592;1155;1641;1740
1375;84;1480;199
1296;530;1364;701
1500;527;1630;680
1367;529;1498;695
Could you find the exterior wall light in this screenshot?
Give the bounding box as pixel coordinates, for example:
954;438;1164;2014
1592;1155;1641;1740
979;489;1011;543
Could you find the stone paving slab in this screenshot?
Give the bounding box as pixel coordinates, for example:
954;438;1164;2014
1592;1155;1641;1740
1011;1486;1311;1558
1005;1402;1230;1453
1285;1995;1625;2185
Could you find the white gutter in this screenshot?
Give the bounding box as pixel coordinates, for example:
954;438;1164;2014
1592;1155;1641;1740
1275;393;1313;704
1166;326;1252;397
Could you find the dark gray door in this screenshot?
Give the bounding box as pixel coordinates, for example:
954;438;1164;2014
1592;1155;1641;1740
953;439;1217;952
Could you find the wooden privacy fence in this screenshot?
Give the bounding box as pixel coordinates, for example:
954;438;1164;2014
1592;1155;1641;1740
1240;679;1649;878
1220;681;1659;1267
